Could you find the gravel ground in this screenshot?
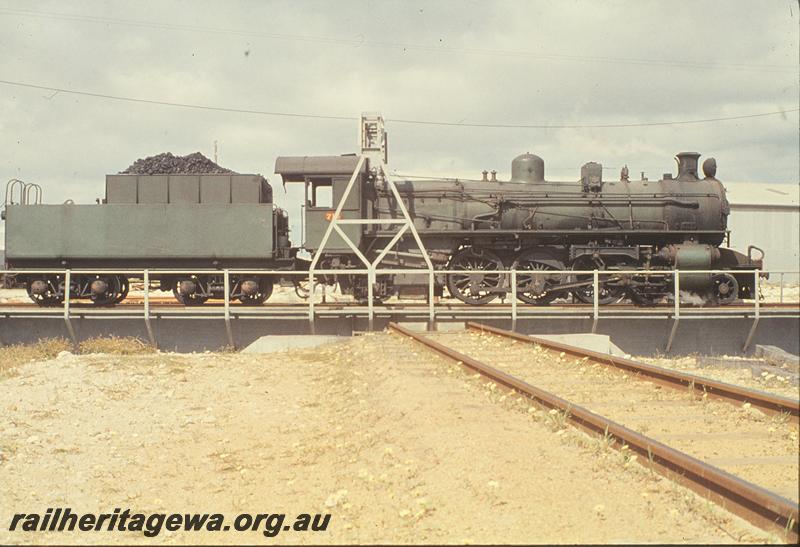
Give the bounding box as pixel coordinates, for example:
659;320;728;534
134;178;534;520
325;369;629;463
0;334;784;544
428;330;799;501
636;355;800;400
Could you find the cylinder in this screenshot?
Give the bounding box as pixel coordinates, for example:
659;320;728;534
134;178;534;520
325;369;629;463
658;243;720;290
510;153;545;183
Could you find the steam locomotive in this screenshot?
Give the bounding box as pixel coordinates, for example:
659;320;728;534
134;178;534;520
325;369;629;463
275;150;762;306
2;127;763;307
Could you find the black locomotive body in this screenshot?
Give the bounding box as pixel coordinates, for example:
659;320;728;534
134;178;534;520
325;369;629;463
276;151;762;306
3;148;763;307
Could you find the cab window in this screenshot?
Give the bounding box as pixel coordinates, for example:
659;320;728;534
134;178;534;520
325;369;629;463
309;179;332;208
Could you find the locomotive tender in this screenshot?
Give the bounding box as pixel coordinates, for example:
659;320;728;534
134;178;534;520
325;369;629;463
2;116;763;307
3;173;290;305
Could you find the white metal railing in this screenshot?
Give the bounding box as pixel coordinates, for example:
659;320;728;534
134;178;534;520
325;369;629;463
2;267;798;350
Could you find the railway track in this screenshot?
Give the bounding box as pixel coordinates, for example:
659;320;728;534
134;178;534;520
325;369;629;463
89;300;800;310
388;321;800;541
1;299;798;310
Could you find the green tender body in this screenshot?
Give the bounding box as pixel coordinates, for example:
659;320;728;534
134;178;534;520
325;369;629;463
5;204;274;261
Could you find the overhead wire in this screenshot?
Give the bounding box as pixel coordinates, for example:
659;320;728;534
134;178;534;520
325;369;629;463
0;80;356;122
1;79;797;130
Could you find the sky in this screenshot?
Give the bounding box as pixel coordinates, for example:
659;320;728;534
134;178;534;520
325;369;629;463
0;0;798;244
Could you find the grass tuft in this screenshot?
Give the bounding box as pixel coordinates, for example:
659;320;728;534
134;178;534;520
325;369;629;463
545;405;571;431
0;338;73;376
78;336;156;355
596;424;615;454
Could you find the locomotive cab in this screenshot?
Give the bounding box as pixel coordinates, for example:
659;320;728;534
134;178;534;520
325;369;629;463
275;155;367;253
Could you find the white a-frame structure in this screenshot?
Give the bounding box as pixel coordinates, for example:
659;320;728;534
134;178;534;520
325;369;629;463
307;113;434;329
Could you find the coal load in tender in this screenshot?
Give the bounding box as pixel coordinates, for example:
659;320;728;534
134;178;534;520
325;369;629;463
119;152;272;202
120;152;236;175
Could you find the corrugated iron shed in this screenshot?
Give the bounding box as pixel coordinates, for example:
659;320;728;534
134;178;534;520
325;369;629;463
724;181;799;209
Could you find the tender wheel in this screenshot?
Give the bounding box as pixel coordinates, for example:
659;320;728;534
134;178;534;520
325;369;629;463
89;275;127;306
446;247;505;305
710;273;739;305
512;250;565;305
112;276;130;304
570;256;625;305
236;277;273;306
26;277;63;306
172;277;209;306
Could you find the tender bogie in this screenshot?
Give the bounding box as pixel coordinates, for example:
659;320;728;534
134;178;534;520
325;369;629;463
23;274;129;307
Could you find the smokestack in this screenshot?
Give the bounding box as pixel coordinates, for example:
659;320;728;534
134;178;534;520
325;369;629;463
675;152;701;181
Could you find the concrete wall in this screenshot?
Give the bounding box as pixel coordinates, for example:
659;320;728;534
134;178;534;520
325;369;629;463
1;316;797;357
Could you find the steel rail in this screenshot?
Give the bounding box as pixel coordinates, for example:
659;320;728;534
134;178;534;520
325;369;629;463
388;322;799;541
1;304;798;324
466;322;799;421
3;299;798;310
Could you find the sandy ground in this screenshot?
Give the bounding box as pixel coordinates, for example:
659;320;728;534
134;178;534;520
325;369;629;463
427;331;799;502
636;354;800;400
0;334;787;544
